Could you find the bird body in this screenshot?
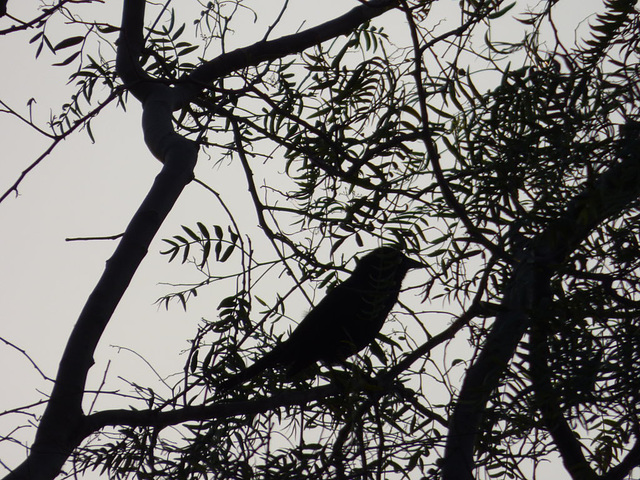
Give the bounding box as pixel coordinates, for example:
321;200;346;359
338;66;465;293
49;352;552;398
218;247;421;390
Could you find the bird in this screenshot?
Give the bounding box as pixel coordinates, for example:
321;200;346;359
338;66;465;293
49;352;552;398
218;246;422;390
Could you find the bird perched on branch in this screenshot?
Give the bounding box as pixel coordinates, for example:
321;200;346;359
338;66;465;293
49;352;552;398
218;247;423;390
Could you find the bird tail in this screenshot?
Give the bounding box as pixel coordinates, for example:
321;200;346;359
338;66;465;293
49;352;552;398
216;347;282;391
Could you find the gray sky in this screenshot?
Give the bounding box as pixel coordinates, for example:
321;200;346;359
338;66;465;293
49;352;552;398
0;0;613;477
0;0;363;471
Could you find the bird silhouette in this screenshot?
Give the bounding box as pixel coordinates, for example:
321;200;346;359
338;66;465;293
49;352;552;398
218;247;422;390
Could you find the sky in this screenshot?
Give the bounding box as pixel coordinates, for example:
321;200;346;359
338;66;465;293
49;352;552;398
0;0;372;472
0;0;614;478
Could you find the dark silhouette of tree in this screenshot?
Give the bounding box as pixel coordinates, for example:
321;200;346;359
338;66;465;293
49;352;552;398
1;1;640;480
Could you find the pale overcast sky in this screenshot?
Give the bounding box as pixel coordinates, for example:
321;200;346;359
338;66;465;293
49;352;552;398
0;1;611;477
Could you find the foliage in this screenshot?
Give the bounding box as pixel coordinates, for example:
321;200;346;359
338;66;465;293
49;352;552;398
2;0;640;480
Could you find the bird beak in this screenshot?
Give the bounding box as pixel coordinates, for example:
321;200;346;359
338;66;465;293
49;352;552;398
405;256;425;270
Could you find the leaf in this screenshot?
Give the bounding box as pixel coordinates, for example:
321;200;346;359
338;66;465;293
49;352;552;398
96;24;120;34
53;51;81;67
42;35;55;54
182;225;200;241
369;340;388;365
200;240;211;268
174;235;188;245
178;45;199;56
218;296;236;309
330;237;347;254
172;23;185;40
29;32;43;44
164;247;179;263
487;2;516;19
190;350;199;373
220;244;234;262
255;296;268;307
54;36;84;51
181;243;190;263
228;229;239;246
86;120;95;144
197;222;210;239
177;292;187;311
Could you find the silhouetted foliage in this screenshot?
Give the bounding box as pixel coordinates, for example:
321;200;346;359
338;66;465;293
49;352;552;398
2;1;640;480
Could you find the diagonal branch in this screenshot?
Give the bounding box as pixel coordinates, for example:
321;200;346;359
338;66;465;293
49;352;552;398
83;384;338;432
174;0;399;106
442;145;640;480
4;1;197;478
4;2;407;479
529;289;599;480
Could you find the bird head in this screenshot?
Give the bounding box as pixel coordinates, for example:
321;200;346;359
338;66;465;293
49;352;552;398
355;246;424;281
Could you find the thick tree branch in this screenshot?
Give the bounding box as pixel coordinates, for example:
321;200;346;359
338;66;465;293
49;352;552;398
84;385;337;433
174;0;398;106
442;147;640;480
529;284;599;480
3;1;197;478
115;0;148;98
3;2;406;479
5;139;198;480
603;440;640;480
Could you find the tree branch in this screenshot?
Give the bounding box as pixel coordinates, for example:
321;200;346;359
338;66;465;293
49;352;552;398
174;0;398;106
83;384;338;432
3;2;405;478
529;283;599;480
442;145;640;480
4;0;198;477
